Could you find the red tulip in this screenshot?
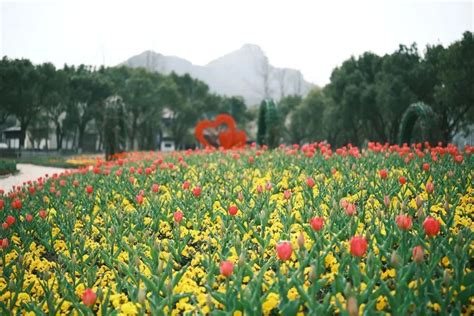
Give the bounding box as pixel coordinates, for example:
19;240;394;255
399;176;407;185
423;163;430;171
309;217;324;231
192;187;201;198
86;185;93;194
426;182;434;194
379;169;388;179
257;185;263;194
73;180;79;187
39;209;47;219
454;155;463;163
11;199;22;210
152;183;159;193
174;211;183;223
350;236;368;257
220;260;234;277
306;177;315;188
265;182;272;191
1;238;8;249
423;216;440;236
182;181;190;190
395;214;412;230
25;214;33;222
6;215;15;226
297;232;305;249
0;199;3;210
59;179;66;187
340;198;348;209
412;246;424;263
228;205;238;216
82;288;97;307
276;241;293;261
283;190;292;200
345;203;356;216
136;195;144;204
2;222;8;229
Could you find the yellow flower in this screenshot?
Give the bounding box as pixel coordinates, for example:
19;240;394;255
287;287;299;301
119;302;140;315
262;292;279;315
376;295;387;311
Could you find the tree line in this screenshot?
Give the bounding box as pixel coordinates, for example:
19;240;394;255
0;62;251;151
278;31;473;147
1;31;472;151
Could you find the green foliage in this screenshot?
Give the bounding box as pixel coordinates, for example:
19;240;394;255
0;59;252;152
257;101;267;146
265;100;280;148
0;159;17;175
285;32;473;146
398;102;437;145
104;96;127;160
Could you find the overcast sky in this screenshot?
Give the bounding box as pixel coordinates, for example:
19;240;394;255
1;0;472;85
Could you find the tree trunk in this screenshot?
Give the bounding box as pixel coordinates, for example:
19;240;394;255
129;114;138;151
78;123;86;153
19;119;30;149
55;122;63;150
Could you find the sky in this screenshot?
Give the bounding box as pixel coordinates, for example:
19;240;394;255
0;0;472;85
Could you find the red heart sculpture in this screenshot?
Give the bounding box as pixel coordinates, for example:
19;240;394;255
195;114;246;149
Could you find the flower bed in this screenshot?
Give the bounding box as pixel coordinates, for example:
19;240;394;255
0;143;472;315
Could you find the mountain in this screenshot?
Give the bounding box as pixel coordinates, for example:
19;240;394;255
121;44;315;106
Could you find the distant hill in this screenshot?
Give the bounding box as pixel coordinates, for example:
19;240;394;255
121;44;315;106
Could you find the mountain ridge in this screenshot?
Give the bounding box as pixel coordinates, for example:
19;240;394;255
120;44;315;106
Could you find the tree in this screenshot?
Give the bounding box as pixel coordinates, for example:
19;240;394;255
0;58;41;148
265;100;280;148
104;96;127;160
68;65;111;152
288;89;328;144
168;73;210;149
256;100;267;146
432;31;474;143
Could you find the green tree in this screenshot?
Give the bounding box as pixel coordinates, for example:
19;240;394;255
0;58;41;148
432;31;474;142
256;100;267;146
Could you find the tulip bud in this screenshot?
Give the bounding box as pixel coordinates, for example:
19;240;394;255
135;257;141;267
9;279;15;291
238;253;246;268
456;231;463;246
138;288;146;304
128;233;136;244
157;260;164;274
454;244;461;256
206;293;214;309
309;264;317;281
412;246;424;264
384;195;390;208
297;232;305;249
243;287;252;301
417;207;424;219
344;282;352;297
71;254;77;265
416;196;423;209
346;296;358;316
444;200;449;213
443;270;451;285
390;251;400;267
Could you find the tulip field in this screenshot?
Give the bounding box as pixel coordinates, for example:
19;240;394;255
0;142;473;315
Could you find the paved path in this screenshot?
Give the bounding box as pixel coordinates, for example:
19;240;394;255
0;164;67;192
